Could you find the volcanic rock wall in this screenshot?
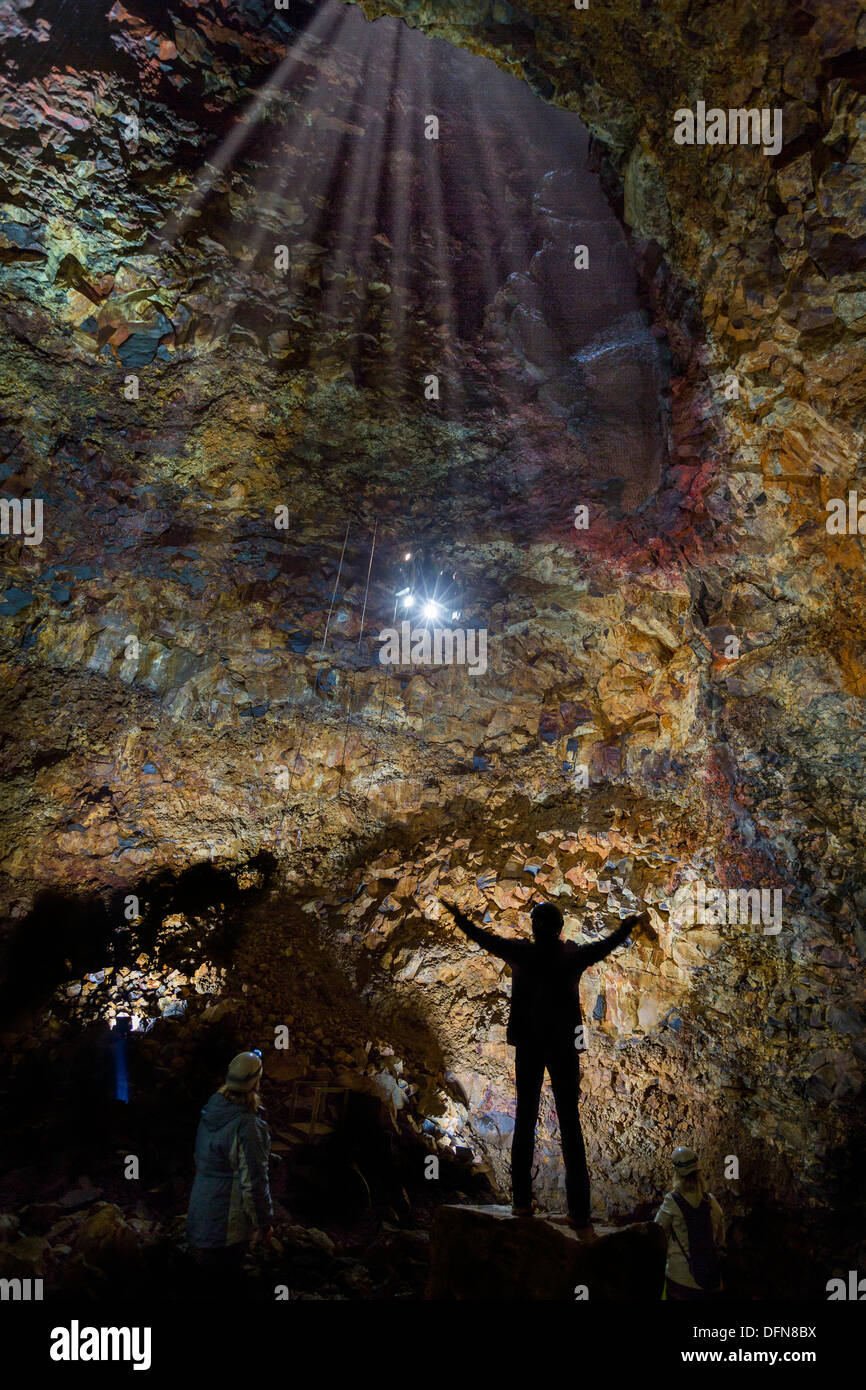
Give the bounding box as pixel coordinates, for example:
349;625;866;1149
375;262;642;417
0;0;865;1293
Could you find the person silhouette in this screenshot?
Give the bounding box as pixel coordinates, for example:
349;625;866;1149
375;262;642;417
442;898;649;1232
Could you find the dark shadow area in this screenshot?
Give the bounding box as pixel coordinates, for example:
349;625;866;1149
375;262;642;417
0;852;277;1028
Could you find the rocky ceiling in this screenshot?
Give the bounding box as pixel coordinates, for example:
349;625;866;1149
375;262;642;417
1;0;865;1291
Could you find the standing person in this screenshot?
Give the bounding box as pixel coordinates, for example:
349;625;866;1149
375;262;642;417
441;898;649;1234
187;1050;273;1292
655;1145;726;1298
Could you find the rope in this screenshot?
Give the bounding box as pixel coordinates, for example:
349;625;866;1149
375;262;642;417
320;520;350;656
357;520;377;654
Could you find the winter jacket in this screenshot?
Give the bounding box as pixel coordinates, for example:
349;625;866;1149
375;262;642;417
450;907;632;1046
655;1189;726;1290
186;1092;273;1249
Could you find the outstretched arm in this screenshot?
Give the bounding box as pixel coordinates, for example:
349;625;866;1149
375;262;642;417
441;900;524;965
574;910;650;969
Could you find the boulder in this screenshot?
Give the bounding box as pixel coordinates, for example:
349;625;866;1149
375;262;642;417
0;1234;50;1279
71;1203;141;1276
426;1205;666;1300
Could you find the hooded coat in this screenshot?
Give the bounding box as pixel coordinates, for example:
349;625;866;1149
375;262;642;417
186;1092;273;1249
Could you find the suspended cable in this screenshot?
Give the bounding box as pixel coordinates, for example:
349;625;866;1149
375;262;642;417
357;520;377;654
320;520;350;656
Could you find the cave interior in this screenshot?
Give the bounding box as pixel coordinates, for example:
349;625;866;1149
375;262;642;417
0;0;865;1302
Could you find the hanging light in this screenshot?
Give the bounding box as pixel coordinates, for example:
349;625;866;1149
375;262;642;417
423;599;442;621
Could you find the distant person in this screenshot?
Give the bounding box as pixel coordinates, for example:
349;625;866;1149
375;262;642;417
187;1050;273;1291
442;898;649;1233
655;1145;725;1298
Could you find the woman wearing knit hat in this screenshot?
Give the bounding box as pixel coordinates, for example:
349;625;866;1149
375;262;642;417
186;1051;273;1291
